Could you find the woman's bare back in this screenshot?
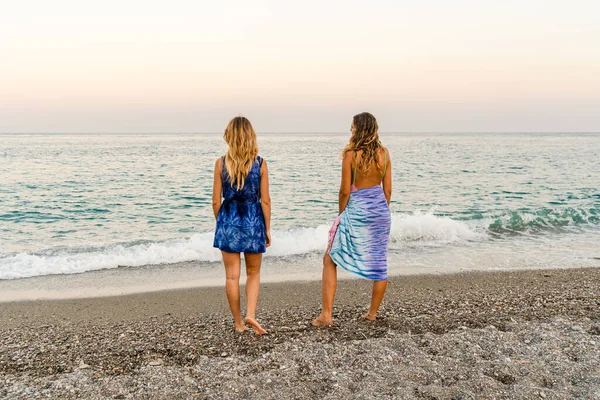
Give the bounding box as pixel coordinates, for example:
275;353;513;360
352;148;389;190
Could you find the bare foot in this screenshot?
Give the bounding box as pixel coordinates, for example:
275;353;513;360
311;315;333;327
362;313;376;321
244;316;268;335
235;324;250;333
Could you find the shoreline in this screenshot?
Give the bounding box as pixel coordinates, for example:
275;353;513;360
0;267;600;327
2;267;599;399
1;252;597;303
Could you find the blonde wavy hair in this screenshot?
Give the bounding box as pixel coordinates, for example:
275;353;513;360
223;116;259;190
343;112;383;174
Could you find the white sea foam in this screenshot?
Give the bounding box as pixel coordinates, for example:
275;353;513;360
0;227;330;280
390;211;480;243
267;225;330;256
0;212;481;280
0;233;221;280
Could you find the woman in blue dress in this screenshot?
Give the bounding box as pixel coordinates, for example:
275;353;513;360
212;116;271;334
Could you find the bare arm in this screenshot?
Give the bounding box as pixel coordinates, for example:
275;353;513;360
260;159;272;247
382;148;392;205
339;151;353;214
212;158;223;219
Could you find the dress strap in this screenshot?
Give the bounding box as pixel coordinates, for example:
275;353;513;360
220;156;226;195
352;152;357;185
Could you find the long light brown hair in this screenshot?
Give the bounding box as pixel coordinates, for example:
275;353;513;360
223;116;259;190
343;112;383;174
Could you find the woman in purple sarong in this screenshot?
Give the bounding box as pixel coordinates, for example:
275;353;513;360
313;112;392;326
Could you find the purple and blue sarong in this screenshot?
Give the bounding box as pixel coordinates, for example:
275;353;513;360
329;184;391;281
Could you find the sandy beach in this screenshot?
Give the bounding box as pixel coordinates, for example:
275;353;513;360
1;267;599;399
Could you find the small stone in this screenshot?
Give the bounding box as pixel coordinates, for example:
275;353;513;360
539;391;547;398
266;379;272;384
79;363;90;370
220;352;228;357
590;341;596;345
572;325;583;332
148;360;163;366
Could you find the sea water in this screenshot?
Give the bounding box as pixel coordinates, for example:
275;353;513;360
1;133;598;296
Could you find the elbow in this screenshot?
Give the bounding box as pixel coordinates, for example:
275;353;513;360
261;197;271;208
339;189;351;198
384;189;392;203
212;199;221;209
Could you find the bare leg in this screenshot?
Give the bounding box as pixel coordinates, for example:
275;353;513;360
222;251;248;332
312;253;337;326
363;280;388;321
243;253;267;335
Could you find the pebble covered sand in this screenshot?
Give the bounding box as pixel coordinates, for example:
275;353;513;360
1;268;599;399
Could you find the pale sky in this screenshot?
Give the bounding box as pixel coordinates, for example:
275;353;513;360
1;0;599;133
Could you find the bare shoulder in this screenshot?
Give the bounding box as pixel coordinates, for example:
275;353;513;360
381;146;390;159
343;150;356;162
215;157;223;168
260;157;268;173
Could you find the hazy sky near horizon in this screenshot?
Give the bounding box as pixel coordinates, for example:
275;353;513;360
1;0;599;133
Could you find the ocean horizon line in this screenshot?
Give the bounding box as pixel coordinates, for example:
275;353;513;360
1;131;599;136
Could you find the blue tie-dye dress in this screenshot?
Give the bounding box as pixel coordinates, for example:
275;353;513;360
213;156;266;254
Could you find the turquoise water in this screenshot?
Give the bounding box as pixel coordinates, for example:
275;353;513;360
1;133;599;280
